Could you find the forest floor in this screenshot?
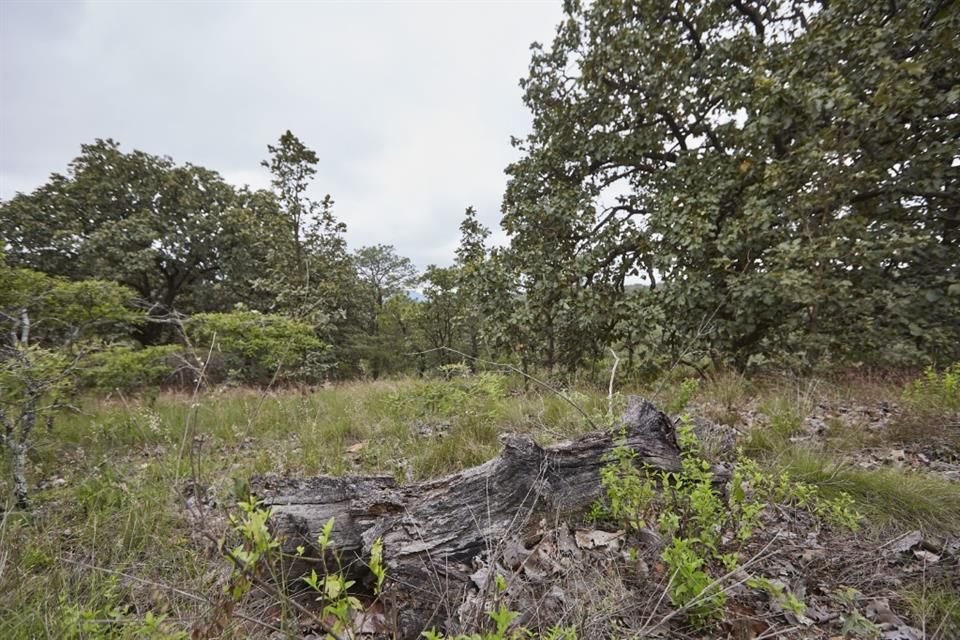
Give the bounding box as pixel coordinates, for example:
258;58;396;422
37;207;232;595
1;370;958;639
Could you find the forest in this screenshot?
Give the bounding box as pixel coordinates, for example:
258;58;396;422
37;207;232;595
1;1;958;639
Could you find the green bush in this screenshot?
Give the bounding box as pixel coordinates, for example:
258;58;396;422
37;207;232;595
185;311;330;385
79;344;180;391
598;418;858;627
893;363;960;445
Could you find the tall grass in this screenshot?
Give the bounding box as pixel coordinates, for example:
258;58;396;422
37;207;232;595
774;447;960;534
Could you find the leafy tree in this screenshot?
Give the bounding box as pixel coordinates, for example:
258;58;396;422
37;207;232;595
354;244;418;327
419;265;465;367
0;256;143;508
454;207;493;364
0;139;280;343
505;0;960;370
261;130;344;266
350;245;418;377
376;294;428;376
255;131;353;317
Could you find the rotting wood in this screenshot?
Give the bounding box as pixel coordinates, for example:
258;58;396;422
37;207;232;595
253;396;681;638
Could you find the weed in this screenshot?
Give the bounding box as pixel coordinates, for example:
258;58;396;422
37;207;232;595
420;607;577;639
902;364;960;413
663;378;699;415
599;418;856;628
891;363;960;445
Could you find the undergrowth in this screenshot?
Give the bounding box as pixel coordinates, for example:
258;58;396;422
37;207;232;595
598;415;859;627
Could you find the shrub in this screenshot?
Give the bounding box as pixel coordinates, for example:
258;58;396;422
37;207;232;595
185;311;330;385
901;364;960;414
79;344;180;391
892;363;960;445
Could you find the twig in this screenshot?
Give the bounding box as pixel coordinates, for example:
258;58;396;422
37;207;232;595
199;528;339;637
59;556;208;604
652;304;722;401
174;333;216;488
607;347;621;424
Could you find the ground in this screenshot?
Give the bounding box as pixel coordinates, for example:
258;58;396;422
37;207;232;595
1;370;957;639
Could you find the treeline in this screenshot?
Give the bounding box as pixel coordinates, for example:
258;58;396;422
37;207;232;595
2;0;958;396
0;132;483;388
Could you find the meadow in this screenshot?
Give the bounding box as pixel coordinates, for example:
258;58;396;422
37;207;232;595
1;369;958;639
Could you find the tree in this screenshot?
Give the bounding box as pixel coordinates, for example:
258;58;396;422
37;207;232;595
505;0;960;370
262;130;340;264
0;256;142;508
454;207;492;364
419;265;465;367
185;311;330;385
255;132;355;321
0;139;279;343
349;245;419;378
354;244;418;324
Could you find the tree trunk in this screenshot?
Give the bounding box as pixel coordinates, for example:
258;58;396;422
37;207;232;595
254;397;681;638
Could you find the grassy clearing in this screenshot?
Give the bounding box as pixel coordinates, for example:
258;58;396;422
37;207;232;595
1;370;957;638
0;375;610;638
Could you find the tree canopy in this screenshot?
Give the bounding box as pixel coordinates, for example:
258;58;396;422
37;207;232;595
503;0;959;370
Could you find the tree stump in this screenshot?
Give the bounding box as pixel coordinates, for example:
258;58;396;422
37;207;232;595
253;397;681;638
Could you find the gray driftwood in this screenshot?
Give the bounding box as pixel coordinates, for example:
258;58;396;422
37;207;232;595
253;397;681;638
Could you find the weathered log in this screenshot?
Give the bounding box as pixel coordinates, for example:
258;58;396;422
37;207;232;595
253;397;680;638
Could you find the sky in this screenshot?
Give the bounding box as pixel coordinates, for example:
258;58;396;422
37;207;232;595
0;0;564;269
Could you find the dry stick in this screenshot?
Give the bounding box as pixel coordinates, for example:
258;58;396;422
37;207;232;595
607;347;621;424
406;346;598;430
754;624;803;639
0;505;9;581
174;333;216;488
651;303;723;402
471;457;552;629
245;360;286;438
178;331;312;633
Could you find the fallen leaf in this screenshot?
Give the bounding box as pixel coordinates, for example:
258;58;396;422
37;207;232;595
574;529;624;550
345;442;366;454
912;549;940;563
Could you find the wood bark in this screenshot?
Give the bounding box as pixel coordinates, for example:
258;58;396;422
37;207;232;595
253;397;681;638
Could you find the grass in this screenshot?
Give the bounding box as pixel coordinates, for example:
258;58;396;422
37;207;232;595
1;369;957;638
903;579;960;640
889;364;960;448
772;446;960;534
0;374;607;638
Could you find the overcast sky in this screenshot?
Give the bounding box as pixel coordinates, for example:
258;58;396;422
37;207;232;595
0;0;563;268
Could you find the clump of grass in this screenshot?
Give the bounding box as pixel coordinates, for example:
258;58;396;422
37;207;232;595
890;364;960;446
411;421;501;478
699;370;753;425
744;389;814;455
903;364;960;413
902;579;960;640
774;447;960;534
